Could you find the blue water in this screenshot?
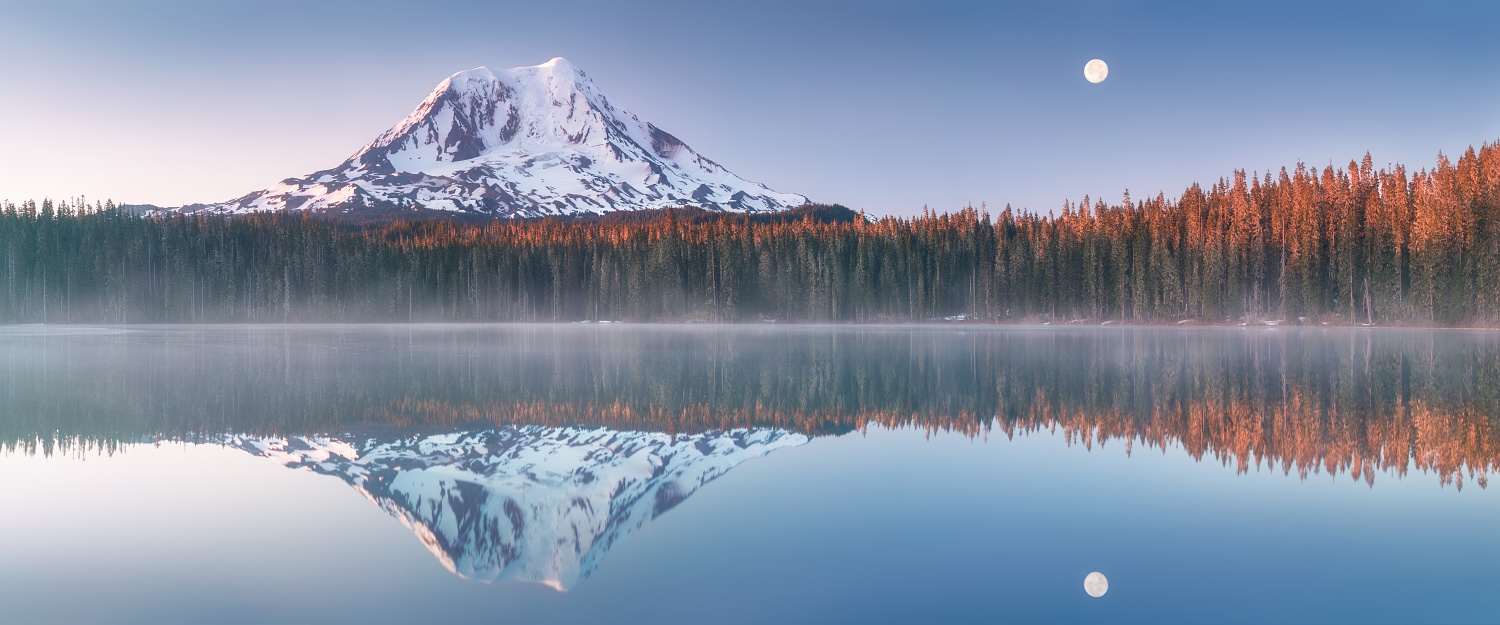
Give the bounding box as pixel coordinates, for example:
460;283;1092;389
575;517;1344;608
0;325;1495;624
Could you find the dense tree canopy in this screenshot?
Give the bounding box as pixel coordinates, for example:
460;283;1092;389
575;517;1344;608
2;142;1498;324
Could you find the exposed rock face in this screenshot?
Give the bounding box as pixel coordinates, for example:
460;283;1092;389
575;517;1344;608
186;58;807;218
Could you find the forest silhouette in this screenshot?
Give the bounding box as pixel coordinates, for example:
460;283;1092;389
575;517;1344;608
3;143;1499;325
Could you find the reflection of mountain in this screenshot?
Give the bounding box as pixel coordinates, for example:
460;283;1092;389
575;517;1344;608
227;426;807;589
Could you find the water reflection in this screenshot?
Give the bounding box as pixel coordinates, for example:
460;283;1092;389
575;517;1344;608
227;426;804;590
3;325;1495;489
3;326;1497;621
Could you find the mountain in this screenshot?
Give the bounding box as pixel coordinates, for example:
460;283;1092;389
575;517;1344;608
227;425;808;590
185;58;808;218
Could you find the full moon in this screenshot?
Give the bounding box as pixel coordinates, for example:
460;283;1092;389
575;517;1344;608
1084;572;1109;597
1084;59;1108;84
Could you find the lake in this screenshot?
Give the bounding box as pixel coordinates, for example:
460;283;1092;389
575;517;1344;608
1;325;1496;624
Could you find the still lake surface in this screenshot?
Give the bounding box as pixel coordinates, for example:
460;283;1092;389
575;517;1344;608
0;324;1496;624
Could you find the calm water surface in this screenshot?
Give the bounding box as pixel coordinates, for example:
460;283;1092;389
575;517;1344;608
0;325;1496;624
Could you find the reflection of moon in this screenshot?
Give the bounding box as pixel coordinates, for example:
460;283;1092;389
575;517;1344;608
1084;571;1109;597
1084;59;1108;84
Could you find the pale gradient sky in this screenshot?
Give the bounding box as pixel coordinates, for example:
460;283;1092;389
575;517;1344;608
0;0;1496;216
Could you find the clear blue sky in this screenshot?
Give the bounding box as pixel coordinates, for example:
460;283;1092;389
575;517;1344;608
1;0;1496;217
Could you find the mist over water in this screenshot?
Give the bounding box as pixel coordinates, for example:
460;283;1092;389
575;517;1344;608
1;325;1497;623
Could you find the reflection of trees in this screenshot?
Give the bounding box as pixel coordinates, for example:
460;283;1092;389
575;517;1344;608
991;392;1494;489
2;327;1496;487
977;330;1500;489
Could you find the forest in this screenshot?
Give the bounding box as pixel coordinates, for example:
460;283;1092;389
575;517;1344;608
2;142;1498;324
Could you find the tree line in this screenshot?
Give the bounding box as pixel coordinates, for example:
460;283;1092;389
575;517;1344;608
2;142;1498;324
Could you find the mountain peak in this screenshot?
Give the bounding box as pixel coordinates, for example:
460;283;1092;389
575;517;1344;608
185;59;807;218
446;57;580;83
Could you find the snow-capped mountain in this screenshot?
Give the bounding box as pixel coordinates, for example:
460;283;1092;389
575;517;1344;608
186;58;807;218
227;425;807;590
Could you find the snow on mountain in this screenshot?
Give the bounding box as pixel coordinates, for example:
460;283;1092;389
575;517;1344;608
186;58;808;218
226;425;808;590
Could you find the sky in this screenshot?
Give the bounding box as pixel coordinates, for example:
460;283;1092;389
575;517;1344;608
0;0;1497;217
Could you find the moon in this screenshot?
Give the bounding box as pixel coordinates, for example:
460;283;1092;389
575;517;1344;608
1084;59;1108;84
1084;571;1109;597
